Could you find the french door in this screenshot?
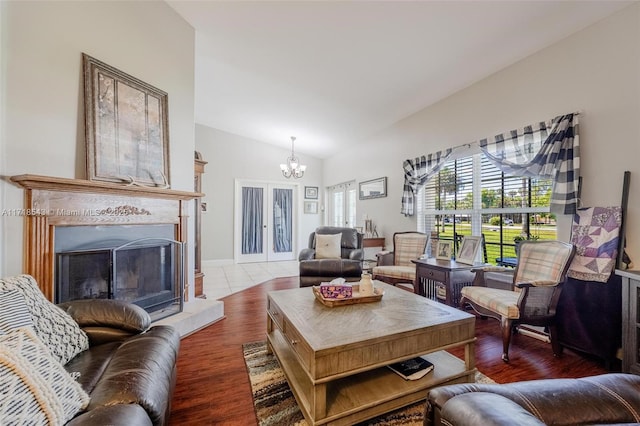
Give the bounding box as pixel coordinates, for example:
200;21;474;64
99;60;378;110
235;180;297;263
327;181;357;227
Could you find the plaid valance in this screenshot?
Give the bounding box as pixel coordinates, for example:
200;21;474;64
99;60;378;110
401;113;580;217
401;149;453;216
479;113;580;215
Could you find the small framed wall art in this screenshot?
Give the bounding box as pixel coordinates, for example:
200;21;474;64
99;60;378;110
304;201;318;214
305;186;318;199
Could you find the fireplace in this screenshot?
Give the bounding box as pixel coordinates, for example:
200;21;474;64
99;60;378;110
10;174;201;314
56;236;183;321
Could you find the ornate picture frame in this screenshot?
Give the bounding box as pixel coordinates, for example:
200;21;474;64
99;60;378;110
457;236;482;265
83;53;170;187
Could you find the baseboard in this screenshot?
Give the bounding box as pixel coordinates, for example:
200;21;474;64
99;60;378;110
202;259;234;267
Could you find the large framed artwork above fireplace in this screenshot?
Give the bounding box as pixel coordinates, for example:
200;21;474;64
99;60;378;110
10;174;202;320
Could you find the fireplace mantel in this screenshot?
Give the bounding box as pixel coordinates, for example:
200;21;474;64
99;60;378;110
11;174;203;200
11;174;202;302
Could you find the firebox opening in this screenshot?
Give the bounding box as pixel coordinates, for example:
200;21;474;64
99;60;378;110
56;236;183;322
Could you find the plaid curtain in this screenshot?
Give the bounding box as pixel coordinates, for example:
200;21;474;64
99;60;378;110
479;113;580;215
401;149;453;216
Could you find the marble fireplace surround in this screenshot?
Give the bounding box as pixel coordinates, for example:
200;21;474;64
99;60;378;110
10;174;202;306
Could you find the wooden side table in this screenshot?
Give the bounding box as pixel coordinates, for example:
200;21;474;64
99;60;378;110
363;237;386;270
363;237;385;248
412;258;480;307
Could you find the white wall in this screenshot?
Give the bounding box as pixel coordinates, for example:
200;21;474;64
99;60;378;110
1;2;196;285
0;0;6;278
195;125;324;261
324;3;640;260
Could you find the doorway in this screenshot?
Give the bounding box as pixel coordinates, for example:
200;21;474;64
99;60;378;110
235;180;298;263
326;181;357;227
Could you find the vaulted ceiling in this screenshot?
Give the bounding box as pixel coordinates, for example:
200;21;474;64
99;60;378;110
167;1;632;158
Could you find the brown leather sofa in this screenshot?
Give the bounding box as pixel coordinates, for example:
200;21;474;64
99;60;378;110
58;299;180;426
424;373;640;426
298;226;364;287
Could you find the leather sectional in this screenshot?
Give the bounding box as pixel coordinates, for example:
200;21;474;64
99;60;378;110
59;299;180;425
425;373;640;426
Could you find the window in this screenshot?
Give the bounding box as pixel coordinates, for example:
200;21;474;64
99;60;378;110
326;181;356;227
418;152;556;264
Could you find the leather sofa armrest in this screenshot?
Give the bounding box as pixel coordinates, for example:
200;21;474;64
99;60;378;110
440;393;545;426
349;248;364;261
67;404;153;426
427;374;640;426
85;326;179;424
298;248;316;261
57;299;151;345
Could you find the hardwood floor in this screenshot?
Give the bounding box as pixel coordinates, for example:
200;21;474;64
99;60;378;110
168;277;609;425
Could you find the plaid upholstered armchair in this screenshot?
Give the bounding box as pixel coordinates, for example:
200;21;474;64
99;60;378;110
372;232;428;293
460;240;575;362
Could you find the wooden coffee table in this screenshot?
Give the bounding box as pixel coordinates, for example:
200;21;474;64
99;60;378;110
266;281;476;425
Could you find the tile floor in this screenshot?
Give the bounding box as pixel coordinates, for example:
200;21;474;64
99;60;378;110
201;260;300;300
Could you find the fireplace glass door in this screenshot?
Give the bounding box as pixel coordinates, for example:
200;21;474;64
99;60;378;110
56;237;183;321
57;249;111;301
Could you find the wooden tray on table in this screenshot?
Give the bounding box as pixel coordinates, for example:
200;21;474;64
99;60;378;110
312;284;384;307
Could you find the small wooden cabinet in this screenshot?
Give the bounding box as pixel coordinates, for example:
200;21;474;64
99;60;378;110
618;269;640;374
412;258;477;307
194;152;207;298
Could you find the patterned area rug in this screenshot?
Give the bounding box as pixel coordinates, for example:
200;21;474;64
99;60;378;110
243;341;495;426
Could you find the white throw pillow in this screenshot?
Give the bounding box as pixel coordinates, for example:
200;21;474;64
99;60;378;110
0;275;89;365
315;233;342;259
0;327;90;425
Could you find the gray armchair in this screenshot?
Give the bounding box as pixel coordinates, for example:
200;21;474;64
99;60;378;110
298;226;364;287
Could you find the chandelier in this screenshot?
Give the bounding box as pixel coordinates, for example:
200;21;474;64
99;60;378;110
280;136;306;179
